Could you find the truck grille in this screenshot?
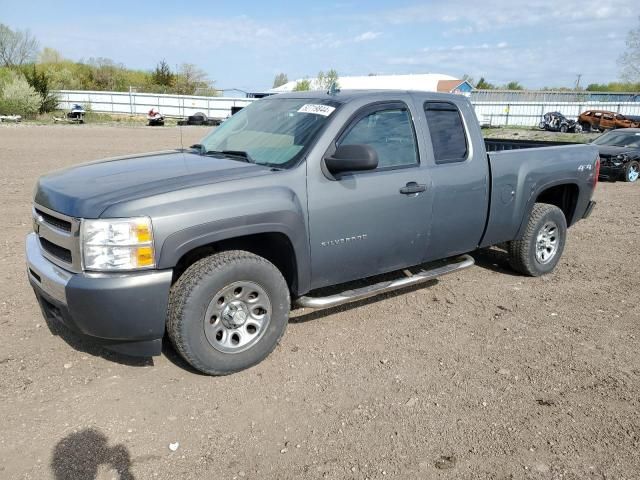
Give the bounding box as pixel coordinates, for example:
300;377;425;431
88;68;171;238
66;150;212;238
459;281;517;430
34;208;72;232
33;204;82;272
40;237;73;263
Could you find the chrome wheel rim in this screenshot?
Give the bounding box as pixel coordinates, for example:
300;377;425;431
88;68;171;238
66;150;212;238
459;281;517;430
628;165;639;182
204;281;271;354
535;222;559;264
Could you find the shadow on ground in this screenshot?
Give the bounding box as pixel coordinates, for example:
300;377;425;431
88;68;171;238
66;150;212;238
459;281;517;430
40;307;153;368
51;428;134;480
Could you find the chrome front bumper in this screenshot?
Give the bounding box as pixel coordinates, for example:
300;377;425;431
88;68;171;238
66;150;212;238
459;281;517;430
26;233;72;305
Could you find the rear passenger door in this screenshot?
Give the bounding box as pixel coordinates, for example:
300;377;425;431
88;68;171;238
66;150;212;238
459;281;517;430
419;100;489;262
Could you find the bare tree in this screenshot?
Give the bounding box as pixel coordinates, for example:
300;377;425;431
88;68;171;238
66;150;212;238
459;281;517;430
619;17;640;82
0;24;39;67
272;72;288;88
174;63;210;95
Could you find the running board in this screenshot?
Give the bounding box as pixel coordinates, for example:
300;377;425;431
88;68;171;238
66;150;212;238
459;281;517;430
295;254;474;310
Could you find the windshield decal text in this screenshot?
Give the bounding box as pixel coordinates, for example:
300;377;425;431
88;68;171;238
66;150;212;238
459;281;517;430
298;104;336;116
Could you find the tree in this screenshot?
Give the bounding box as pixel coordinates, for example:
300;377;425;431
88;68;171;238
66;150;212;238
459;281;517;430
38;47;63;64
316;69;339;90
0;71;42;115
272;72;288;88
475;77;495;89
152;59;174;87
22;65;58;112
174;63;210;95
504;81;524;90
293;79;311;91
0;24;39;67
619;16;640;82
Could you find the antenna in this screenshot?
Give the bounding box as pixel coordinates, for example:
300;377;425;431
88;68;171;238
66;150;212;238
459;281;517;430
327;82;340;96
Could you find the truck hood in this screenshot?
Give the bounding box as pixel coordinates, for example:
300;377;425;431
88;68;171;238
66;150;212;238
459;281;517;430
35;150;272;218
596;145;640;158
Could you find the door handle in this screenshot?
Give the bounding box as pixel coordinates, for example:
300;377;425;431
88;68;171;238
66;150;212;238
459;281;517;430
400;182;426;195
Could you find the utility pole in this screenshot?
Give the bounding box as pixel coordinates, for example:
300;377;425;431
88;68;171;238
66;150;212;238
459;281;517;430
575;74;582;90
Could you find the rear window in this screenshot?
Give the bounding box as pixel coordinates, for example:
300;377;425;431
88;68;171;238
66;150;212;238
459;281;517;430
424;102;468;164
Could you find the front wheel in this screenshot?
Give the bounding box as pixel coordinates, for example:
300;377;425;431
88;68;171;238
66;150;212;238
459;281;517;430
508;203;567;276
623;161;639;182
167;250;290;375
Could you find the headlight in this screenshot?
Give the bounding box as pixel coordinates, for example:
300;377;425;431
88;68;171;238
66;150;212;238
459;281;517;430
81;217;155;271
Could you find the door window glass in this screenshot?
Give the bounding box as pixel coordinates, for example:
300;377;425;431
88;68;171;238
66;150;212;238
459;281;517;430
424;102;468;164
338;108;418;169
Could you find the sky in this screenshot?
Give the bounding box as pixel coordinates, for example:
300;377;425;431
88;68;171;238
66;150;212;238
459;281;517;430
1;0;638;93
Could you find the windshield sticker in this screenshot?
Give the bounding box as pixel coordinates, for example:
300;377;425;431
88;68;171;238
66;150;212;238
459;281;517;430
297;104;336;116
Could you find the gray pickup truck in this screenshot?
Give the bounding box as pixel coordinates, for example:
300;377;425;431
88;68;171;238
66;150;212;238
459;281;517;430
26;90;599;375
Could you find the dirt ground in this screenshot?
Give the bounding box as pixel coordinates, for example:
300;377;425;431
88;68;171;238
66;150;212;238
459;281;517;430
0;124;639;480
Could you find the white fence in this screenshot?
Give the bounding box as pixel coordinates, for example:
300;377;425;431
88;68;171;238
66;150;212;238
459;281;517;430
474;101;640;127
54;90;253;120
54;90;640;127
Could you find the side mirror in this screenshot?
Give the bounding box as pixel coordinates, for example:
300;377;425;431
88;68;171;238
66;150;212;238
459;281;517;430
324;144;378;174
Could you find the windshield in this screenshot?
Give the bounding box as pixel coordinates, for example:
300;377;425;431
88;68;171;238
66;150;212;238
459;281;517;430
199;97;341;168
593;131;640;148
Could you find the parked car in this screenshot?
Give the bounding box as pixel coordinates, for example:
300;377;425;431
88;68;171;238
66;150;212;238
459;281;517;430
578;110;640;132
591;128;640;182
538;111;582;133
26;91;599;375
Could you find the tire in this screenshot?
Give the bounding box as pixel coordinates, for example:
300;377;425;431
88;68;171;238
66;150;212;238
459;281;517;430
580;122;590;132
167;250;290;375
508;203;567;277
623;161;639;182
538;121;546;130
560;125;568;133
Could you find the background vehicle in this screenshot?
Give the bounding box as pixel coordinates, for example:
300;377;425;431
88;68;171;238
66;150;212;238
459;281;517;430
591;128;640;182
538;111;582;133
147;108;165;126
579;110;640;132
26;91;599;375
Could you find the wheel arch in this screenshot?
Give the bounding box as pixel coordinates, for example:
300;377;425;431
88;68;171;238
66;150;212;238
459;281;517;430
159;220;309;296
515;182;580;238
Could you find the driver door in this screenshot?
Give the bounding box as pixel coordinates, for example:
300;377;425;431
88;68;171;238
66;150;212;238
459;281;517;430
306;101;432;289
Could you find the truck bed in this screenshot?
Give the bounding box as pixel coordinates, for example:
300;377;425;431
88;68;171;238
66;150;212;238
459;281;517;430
480;141;599;248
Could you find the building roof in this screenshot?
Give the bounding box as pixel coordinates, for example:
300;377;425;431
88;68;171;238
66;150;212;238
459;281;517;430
270;73;468;93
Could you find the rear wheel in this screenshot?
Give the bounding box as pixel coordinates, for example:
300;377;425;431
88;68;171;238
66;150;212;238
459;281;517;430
580;122;590;132
508;203;567;277
560;125;568;133
167;250;290;375
624;161;639;182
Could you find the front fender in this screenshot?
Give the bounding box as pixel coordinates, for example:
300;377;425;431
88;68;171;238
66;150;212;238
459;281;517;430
154;186;310;293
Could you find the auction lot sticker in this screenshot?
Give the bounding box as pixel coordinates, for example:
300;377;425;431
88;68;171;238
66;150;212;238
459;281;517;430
298;104;336;116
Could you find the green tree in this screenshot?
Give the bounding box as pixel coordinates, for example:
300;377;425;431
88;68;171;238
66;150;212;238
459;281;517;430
22;65;58;112
475;77;495;89
151;59;174;87
619;16;640;82
272;72;288;88
504;81;524;90
0;71;42;115
293;79;311;91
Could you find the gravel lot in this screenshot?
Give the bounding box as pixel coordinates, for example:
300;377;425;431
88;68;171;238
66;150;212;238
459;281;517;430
0;124;639;480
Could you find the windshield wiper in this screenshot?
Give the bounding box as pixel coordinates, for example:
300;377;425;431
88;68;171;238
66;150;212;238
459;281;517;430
205;150;255;163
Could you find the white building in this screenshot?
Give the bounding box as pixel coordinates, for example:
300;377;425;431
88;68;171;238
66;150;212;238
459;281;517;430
269;73;474;95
